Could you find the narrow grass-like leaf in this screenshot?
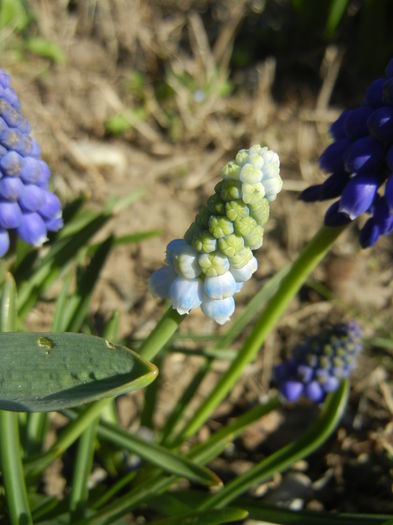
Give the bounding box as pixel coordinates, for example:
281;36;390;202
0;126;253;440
146;507;247;525
0;332;158;412
0;274;33;525
51;268;74;332
161;267;288;446
198;381;349;510
241;501;391;525
16;214;109;318
325;0;349;38
69;395;280;523
69;418;99;520
25;37;65;63
87;230;161;255
64;410;221;488
62;235;114;332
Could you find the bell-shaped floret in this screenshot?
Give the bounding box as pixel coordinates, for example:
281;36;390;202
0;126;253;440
201;296;235;325
339;174;379;220
169;276;203;315
230;256;258;282
149;265;177;299
204;271;237;299
0;200;22;228
17;212;47;246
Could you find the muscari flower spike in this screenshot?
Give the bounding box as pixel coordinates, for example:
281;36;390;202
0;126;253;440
0;67;63;256
300;57;393;248
274;321;362;404
149;145;282;324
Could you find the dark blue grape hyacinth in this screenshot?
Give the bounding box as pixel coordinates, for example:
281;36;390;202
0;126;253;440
274;321;362;404
300;58;393;248
0;67;62;256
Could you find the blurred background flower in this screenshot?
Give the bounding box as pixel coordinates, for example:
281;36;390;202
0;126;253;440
274;321;362;403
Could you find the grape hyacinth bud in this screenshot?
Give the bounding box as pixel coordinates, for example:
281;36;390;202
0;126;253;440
0;67;63;256
300;57;393;248
149;145;282;324
274;321;362;403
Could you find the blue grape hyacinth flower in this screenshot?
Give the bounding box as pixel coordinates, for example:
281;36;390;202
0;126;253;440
149;145;282;324
0;67;63;256
274;321;362;403
300;57;393;248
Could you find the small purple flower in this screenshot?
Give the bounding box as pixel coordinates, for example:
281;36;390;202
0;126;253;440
0;67;63;256
300;57;393;248
274;321;363;404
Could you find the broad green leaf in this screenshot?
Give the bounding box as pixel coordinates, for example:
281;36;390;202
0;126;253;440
0;332;157;412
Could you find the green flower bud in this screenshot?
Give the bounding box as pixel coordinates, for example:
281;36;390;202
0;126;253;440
235;149;249;166
184;223;199;245
227;246;253;268
221;160;241;180
248;198;269;226
234;215;258;237
198;251;229;277
225;200;249;222
209;215;234;238
215;180;242;201
241;182;265;204
195;207;210;228
192;230;217;253
217;233;244;257
207;194;225;215
244;225;264;250
239;163;262;184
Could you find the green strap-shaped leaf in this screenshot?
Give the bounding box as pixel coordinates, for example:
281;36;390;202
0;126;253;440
146;507;248;525
0;332;157;412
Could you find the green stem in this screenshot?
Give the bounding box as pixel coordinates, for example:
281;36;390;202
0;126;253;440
0;411;33;525
24;398;108;479
71;395;280;525
198;381;349;510
69;417;99;521
138;307;184;361
24;412;48;456
177;225;345;441
240;500;391;525
161;265;289;447
0;274;32;525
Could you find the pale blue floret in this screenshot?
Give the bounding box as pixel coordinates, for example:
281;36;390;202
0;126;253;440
149;265;177;299
203;271;237;299
169;276;203;315
230;256;258;282
262;176;283;201
201;296;235;325
234;281;243;293
174;245;201;279
165;239;189;266
260;149;280;178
